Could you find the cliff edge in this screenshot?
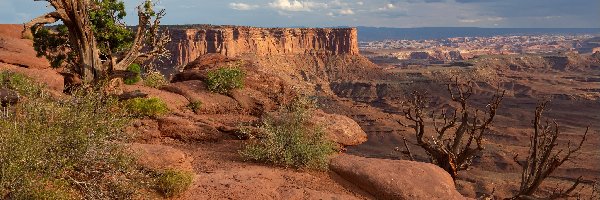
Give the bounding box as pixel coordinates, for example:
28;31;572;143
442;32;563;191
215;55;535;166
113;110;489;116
162;25;359;69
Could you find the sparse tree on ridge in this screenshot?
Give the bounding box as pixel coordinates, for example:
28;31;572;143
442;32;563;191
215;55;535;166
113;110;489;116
23;0;170;83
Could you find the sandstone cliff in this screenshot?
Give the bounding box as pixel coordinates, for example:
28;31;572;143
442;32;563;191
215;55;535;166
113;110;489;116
162;25;359;69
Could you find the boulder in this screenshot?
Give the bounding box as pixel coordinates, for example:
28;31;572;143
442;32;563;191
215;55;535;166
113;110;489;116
0;88;19;106
157;116;222;141
311;110;367;146
0;65;64;92
128;143;192;171
330;154;466;200
229;88;277;115
123;84;189;111
0;24;51;69
161;80;242;114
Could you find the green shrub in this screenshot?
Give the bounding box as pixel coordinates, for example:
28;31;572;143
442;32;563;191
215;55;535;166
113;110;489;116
125;97;169;117
0;72;141;199
205;66;245;94
240;98;336;170
124;63;142;85
155;170;194;198
144;71;169;88
188;100;202;113
0;71;43;97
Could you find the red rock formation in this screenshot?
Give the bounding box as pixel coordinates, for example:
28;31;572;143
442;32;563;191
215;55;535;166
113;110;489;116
593;47;600;54
163;25;359;68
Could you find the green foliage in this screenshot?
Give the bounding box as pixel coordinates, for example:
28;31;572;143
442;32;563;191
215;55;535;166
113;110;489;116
144;71;169;88
32;25;74;68
32;0;134;69
125;97;169;117
89;0;134;54
240;98;336;170
124;63;142;85
0;72;140;199
155;170;194;198
205;66;245;94
0;71;43;97
188;100;203;113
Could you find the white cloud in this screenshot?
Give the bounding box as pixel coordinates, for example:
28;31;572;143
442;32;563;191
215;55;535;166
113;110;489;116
459;17;505;23
229;2;259;10
487;17;504;22
459;19;481;23
339;8;355;15
377;3;395;11
357;1;364;6
268;0;324;12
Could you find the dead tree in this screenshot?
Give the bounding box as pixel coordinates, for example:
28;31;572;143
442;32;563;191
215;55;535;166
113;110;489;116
400;80;504;179
23;0;170;82
509;102;588;200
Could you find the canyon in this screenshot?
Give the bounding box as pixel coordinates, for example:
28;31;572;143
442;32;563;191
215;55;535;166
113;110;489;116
1;23;599;199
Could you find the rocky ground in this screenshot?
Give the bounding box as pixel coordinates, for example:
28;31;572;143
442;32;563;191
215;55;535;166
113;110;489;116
1;23;599;199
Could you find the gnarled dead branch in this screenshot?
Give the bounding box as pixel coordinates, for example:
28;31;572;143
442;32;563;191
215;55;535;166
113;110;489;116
509;101;588;200
400;79;504;179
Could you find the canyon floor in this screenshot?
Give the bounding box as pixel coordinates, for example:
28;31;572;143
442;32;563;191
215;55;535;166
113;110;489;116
1;24;599;199
333;53;600;198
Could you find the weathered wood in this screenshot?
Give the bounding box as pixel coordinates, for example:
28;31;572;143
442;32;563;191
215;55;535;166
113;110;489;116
401;79;504;179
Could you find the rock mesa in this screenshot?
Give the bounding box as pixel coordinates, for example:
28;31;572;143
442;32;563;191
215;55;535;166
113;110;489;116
163;25;359;68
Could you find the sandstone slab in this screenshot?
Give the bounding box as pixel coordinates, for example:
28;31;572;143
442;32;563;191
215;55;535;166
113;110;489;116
128;143;192;171
181;165;361;200
330;154;466;200
123;84;189;111
158;116;222;141
311;110;368;146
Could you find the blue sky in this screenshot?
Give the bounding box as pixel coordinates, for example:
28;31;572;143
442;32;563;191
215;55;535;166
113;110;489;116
2;0;599;28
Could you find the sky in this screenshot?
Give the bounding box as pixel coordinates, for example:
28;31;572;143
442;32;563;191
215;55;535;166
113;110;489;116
2;0;599;28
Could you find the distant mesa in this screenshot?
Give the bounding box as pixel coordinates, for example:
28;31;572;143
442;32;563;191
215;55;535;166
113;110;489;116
160;25;359;70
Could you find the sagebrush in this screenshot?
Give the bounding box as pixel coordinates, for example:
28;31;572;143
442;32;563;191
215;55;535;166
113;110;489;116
0;72;142;199
125;97;169;117
144;71;169;88
240;97;336;170
205;65;245;94
155;170;194;198
124;63;142;85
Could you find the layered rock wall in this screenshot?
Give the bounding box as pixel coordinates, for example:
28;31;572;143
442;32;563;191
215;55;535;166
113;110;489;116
163;25;359;68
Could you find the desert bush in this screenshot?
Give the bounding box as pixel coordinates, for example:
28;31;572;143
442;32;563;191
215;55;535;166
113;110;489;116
155;170;194;198
0;71;43;97
188;100;202;113
125;97;169;117
0;72;141;199
144;71;169;88
124;63;142;85
205;66;245;94
240;97;336;170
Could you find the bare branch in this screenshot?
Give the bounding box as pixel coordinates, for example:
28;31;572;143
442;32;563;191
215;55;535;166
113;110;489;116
399;80;504;179
510;102;588;200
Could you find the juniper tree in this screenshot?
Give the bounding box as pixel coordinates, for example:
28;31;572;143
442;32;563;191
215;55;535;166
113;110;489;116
24;0;170;83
